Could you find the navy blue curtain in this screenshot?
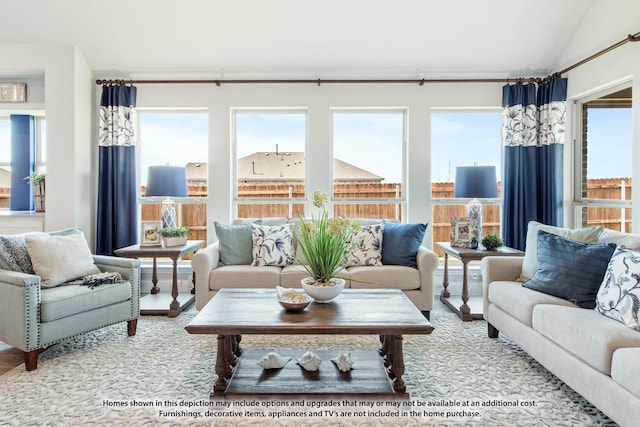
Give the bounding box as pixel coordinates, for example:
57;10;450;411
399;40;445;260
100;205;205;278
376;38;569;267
96;84;138;255
502;78;567;250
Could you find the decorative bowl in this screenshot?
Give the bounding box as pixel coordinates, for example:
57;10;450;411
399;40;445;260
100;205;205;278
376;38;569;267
275;286;312;312
301;277;345;303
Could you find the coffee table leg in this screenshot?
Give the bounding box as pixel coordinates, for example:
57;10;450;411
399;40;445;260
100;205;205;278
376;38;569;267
213;334;234;394
391;335;406;393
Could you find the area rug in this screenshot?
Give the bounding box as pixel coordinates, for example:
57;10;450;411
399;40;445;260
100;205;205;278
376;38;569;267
0;311;615;426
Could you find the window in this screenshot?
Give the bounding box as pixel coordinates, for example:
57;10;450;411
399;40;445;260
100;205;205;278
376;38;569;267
431;112;502;254
233;110;307;218
576;86;632;232
332;110;405;219
138;111;208;243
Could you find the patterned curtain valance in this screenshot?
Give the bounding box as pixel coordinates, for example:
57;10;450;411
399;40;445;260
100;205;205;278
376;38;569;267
99;84;137;147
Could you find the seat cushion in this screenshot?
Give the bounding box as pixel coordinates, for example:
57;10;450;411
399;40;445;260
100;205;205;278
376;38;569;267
611;348;640;399
532;304;640;375
40;282;132;322
348;265;419;290
488;281;577;326
209;265;281;290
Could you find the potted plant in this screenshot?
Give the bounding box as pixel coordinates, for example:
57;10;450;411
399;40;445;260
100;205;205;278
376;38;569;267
291;190;360;302
24;171;46;212
481;234;504;251
158;226;189;247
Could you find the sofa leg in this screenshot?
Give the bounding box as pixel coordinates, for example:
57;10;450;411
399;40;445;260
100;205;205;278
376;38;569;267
128;319;138;336
421;311;431;321
488;323;499;338
24;350;40;371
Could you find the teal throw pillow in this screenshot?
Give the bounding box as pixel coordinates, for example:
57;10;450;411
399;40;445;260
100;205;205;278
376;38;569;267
381;221;427;268
522;230;616;309
214;220;263;266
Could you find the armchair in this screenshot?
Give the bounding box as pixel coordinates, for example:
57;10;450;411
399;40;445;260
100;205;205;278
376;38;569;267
0;228;140;371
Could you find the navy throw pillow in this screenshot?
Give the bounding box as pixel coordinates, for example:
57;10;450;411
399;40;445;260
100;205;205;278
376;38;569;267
522;230;616;309
381;221;427;268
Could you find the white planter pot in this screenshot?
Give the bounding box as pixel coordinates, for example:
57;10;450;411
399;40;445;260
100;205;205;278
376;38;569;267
301;277;345;303
162;236;187;247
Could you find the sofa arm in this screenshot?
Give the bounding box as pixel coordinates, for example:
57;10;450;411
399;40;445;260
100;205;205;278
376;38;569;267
192;241;221;296
480;256;523;285
416;246;439;309
93;255;141;279
0;271;41;351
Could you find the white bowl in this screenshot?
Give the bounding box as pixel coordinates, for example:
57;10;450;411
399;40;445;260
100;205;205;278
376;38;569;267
301;277;345;303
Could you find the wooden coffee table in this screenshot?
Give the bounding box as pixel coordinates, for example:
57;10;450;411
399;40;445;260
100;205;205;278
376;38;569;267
185;288;433;398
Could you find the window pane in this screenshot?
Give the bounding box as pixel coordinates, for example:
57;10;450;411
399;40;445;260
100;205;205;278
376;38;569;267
332;111;404;201
582;207;632;233
334;203;402;220
236;111;306;199
237;203;305;219
432;204;502;255
431;112;502;197
0;118;9;162
39;118;46;163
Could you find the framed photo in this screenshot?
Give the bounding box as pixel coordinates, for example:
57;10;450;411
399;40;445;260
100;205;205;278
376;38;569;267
141;221;162;246
450;217;478;248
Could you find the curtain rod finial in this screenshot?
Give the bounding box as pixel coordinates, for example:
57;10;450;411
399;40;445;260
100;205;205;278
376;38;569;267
629;33;640;42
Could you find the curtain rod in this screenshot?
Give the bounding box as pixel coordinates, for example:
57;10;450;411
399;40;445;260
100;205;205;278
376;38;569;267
96;31;639;86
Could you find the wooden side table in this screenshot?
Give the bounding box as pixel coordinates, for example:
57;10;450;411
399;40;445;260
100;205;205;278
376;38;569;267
115;240;205;317
436;242;524;321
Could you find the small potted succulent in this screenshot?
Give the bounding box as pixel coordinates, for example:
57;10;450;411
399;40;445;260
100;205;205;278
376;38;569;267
481;234;504;251
158;226;189;247
24;171;46;212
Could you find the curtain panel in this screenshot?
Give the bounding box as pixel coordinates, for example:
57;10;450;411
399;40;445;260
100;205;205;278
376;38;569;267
96;84;138;255
501;78;567;251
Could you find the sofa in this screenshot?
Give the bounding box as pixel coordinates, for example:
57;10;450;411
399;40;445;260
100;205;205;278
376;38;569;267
482;222;640;427
192;217;438;317
0;228;141;370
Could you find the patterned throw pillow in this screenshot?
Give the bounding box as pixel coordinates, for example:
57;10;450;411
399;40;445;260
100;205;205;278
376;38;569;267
596;246;640;331
0;234;41;273
347;224;384;266
251;224;294;267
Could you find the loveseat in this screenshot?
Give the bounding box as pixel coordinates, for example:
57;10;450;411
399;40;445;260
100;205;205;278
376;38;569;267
482;222;640;427
0;228;140;370
192;217;438;317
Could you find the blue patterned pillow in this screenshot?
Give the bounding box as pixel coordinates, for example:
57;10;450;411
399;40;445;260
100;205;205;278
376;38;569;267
523;231;616;309
251;224;294;267
596;246;640;331
347;224;384;266
0;234;38;273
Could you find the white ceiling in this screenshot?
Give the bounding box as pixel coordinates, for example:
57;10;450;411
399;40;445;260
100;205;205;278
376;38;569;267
0;0;634;79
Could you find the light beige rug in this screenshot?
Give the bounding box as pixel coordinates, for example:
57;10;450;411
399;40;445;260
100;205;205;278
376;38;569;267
0;311;614;426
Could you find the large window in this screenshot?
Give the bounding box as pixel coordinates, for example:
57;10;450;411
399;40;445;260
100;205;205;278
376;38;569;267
431;111;502;254
233;110;307;218
576;86;633;232
138;111;208;243
332;110;405;219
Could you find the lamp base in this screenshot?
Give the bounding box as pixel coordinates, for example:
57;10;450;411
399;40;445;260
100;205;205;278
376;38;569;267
467;198;482;240
161;198;177;228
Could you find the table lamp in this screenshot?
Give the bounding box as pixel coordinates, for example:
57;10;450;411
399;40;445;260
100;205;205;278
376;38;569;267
453;165;498;239
145;165;188;228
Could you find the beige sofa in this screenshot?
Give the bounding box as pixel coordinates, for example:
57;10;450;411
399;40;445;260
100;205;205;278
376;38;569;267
192;218;438;317
481;226;640;427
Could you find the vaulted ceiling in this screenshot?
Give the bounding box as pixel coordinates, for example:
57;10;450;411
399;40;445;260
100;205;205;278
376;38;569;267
0;0;636;79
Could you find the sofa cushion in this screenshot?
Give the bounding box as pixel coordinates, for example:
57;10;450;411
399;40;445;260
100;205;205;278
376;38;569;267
214;220;262;266
280;265;350;288
209;265;282;290
597;228;640;250
40;281;132;322
347;224;383;266
381;221;427;268
596;246;640;331
532;304;640;375
25;232;101;288
522;231;615;308
611;348;640;398
488;280;577;326
348;265;420;291
519;221;604;281
251;224;294;267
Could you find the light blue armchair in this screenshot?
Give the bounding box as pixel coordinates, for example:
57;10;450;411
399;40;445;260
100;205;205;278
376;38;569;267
0;228;140;370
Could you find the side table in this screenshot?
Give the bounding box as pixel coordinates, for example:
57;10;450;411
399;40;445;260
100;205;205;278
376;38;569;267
436;242;524;321
115;240;205;317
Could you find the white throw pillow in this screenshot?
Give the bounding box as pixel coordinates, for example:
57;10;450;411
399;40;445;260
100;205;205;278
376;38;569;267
25;232;101;287
347;224;384;266
251;224;294;267
596;246;640;331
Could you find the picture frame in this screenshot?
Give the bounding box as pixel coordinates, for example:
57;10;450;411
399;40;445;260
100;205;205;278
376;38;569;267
450;216;478;248
141;221;162;246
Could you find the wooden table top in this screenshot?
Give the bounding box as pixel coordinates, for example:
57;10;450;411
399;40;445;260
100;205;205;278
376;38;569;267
436;241;524;262
185;288;433;335
114;240;205;258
